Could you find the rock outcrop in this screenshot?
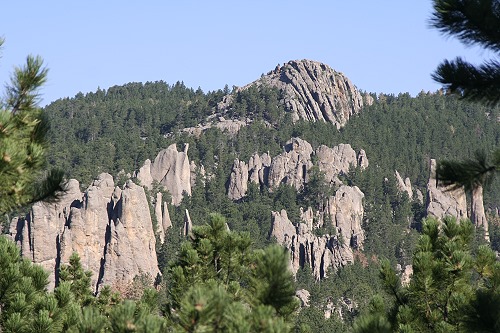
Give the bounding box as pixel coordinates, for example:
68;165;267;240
251;60;364;129
176;60;365;138
270;185;365;280
9;174;160;293
268;138;314;189
395;170;413;199
296;289;311;308
248;152;272;185
180;116;251;137
227;159;249;200
316;143;365;185
227;137;367;200
471;185;489;241
10;179;83;290
426;159;467;220
136;143;191;205
100;180;160;290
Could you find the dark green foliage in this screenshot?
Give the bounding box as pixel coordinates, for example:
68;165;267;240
58;252;94;305
437;149;500;191
430;0;500;106
354;217;500;333
164;213;298;332
0;39;64;214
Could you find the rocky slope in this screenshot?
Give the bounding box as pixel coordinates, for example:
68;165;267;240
227;137;368;200
8;59;491;298
226;137;368;279
9;174;162;292
270;183;365;281
252;59;367;128
183;59;370;136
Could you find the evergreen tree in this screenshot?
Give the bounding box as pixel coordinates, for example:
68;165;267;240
430;0;500;106
431;0;500;191
353;217;500;332
0;38;64;214
164;213;299;332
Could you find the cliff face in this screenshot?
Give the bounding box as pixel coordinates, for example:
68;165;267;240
136;143;191;206
269;184;365;281
426;159;467;220
227;137;368;200
245;59;366;129
9;174;160;293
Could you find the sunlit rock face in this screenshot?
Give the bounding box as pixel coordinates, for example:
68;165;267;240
9;174;160;293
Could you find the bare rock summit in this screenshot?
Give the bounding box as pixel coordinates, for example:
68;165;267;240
253;59;364;129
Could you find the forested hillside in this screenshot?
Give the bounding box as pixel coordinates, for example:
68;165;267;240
44;81;500;209
35;77;500;330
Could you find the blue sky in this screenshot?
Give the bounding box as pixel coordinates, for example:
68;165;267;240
0;1;493;106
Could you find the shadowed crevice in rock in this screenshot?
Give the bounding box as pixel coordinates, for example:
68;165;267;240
54;234;61;288
95;197;115;294
8;174;160;293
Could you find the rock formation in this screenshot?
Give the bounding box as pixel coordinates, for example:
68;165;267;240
248;152;272;185
10;179;83;290
426;159;467;220
227;159;249;200
251;60;364;129
183;209;193;237
227;137;367;201
100;180;160;290
471;184;489;241
395;170;413;199
155;192;165;243
296;289;311;307
323;185;365;249
357;149;369;169
136;143;191;205
268;138;314;190
316;143;364;185
9;174;160;293
177;60;365;138
270;185;365;280
180;116;250;137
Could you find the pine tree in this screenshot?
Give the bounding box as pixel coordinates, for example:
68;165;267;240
353;217;500;332
430;1;500;192
430;0;500;106
164;213;299;332
0;38;64;214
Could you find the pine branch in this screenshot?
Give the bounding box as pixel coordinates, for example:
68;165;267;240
6;55;48;114
29;168;66;204
430;0;500;51
436;150;499;192
432;57;500;106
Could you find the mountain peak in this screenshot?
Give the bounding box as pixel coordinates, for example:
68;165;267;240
252;59;367;128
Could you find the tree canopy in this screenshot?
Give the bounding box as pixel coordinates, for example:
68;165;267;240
0;38;64;214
